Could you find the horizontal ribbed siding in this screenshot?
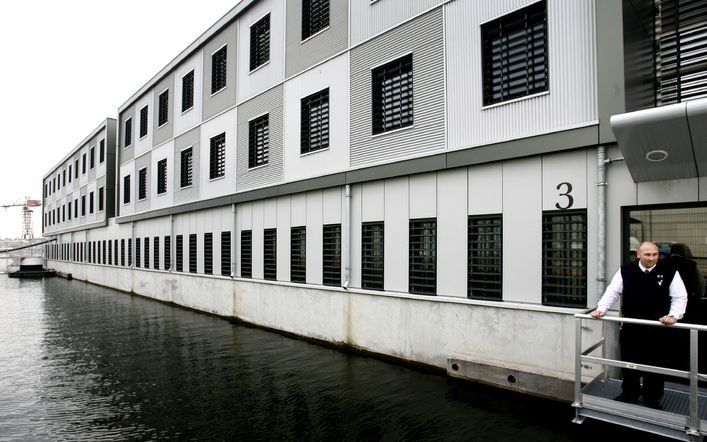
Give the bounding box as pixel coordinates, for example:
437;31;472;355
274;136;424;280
350;0;446;45
350;8;445;167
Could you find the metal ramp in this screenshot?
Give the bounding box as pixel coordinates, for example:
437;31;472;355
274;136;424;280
573;314;707;441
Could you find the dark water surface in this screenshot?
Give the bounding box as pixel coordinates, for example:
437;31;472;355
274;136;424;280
0;277;666;441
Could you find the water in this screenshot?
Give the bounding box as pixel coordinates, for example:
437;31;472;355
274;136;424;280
0;276;666;441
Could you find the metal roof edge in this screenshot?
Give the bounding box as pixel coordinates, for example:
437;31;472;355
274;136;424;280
43;118;117;180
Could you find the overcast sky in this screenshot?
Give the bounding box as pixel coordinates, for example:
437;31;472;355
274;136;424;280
0;0;240;239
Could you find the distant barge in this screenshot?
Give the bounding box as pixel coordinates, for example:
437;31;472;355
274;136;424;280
8;257;56;278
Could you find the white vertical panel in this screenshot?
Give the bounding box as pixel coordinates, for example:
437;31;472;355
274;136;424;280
199;108;237;201
605;151;637;280
384;177;409;292
322;187;342;224
437;168;467;297
468;163;503;215
252;200;264;279
585;148;599;308
174;51;204;137
350;0;445;45
240;202;253;230
350;184;362;288
409;173;436;219
503;157;542;303
291;193;307;226
700;177;707;201
306;191;323;285
542;150;587;211
361;180;385;222
277;196;290;281
264;199;277;228
637;178;699;205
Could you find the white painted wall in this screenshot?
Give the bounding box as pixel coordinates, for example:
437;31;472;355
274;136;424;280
199;108;237;201
437;168;467;298
173;51;204;137
150;140;175;211
384;177;409;293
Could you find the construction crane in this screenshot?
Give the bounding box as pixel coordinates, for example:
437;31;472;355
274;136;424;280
1;197;41;239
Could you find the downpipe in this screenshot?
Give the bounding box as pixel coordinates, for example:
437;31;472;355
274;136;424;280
343;185;351;289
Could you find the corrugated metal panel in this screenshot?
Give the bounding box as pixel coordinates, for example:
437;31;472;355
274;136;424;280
350;9;445;167
350;0;445;45
446;0;598;150
285;0;348;77
236;85;284;191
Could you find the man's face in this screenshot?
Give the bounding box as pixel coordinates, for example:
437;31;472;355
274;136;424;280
637;244;660;268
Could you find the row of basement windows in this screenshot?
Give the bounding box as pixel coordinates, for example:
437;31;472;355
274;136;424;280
123;0;548;147
46;208;586;307
44;188;104;228
45;139;106;199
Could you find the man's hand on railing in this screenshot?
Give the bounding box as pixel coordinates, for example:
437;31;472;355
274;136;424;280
590;309;605;318
659;315;677;326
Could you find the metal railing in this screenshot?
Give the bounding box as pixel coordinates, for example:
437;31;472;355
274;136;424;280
574;313;707;437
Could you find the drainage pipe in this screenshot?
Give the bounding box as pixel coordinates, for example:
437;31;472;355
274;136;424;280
169;214;174;271
232;204;237;278
596;146;624;297
343;185;351;289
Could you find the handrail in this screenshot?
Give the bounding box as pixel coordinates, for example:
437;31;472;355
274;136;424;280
575;313;707;332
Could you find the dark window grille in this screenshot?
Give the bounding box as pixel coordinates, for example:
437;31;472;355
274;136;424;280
204;233;213;275
264;228;277;280
62;205;65;222
89;192;94;214
157;159;167;194
323;224;341;286
481;0;548;106
128;238;133;267
102;240;106;264
139;105;148;138
154;237;160;270
125;118;132;147
250;14;270;71
99;139;105;163
62;170;66;187
302;0;329;40
74;159;79;178
114;239;118;266
221;231;232;276
67;202;72;221
68;166;72;182
300;88;330;154
291;226;306;283
542;210;587;307
249;114;269;168
90;147;95;169
210;133;226;179
180;147;193;188
211;46;227;94
176;235;183;272
361;222;384;290
123;175;131;204
182;70;194;112
164;236;171;271
74;198;78;218
138;168;147;200
144;237;149;269
81;195;86;216
189;234;197;273
121;239;125;266
158;90;169;126
409;218;436;295
241;230;252;278
136;238;141;268
372;54;413;134
82;153;86;174
99;187;104;211
468;215;503;300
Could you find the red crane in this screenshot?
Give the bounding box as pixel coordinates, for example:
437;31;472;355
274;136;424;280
1;197;41;239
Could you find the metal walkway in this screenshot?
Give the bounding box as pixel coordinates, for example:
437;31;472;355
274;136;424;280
573;314;707;441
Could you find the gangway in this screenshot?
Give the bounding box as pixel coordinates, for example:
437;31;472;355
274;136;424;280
573;313;707;441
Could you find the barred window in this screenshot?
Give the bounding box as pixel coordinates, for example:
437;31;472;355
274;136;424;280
138;168;147;200
164;236;171;271
211;46;227;94
409;218;436;296
189;234;197;273
372;54;413;135
89;192;94;214
221;231;232;276
323;224;341;286
114;240;119;266
301;88;329;154
90;146;95;169
121;239;126;267
125;118;132;147
204;232;213;275
81;195;86;216
361;222;384;290
182;70;194;112
136;238;141;268
176;235;183;272
74;159;79;178
98;187;104;212
481;0;548;106
128;239;133;267
209;133;226;179
108;240;112;265
99;139;105;163
67;202;72;221
241;230;252;278
250;14;270;71
139;105;148;138
180;147;193;188
123;175;131;204
82;153;86;174
157;158;167;195
158;90;169;127
102;240;106;264
468;215;502;300
302;0;329;40
154;237;160;270
144;237;149;269
542;210;587;308
249;114;269;168
291;226;306;283
68;165;72;182
264;228;277;280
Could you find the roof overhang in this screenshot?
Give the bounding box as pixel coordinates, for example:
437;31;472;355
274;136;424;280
610;98;707;182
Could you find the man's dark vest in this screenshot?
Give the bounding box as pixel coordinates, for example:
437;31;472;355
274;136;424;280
621;260;676;320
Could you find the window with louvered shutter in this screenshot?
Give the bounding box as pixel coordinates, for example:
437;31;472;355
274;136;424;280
157;158;167;195
98;187;104;211
481;0;548;106
124;118;132;147
301;88;329;154
323;224;341;286
250;14;270;71
468;215;502;300
361;222;384;290
211;46;227;94
249;114;269;168
542;210;587;308
135;238;141;268
154;237;159;270
90;147;95;169
108;241;112;265
302;0;329;40
290;226;306;283
139;105;148;138
114;239;118;266
182;70;194;111
176;235;183;272
221;231;231;276
204;233;213;275
121;239;125;266
209;133;226;179
164;236;170;271
123;175;131;204
138;168;147;200
372;54;413;134
89;192;94;214
180;147;193;188
264;228;277;280
144;237;149;269
99;139;105;163
409;218;436;296
241;230;252;278
158;90;169;126
189;234;197;273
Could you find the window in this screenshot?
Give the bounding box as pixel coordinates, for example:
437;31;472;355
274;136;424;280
250;14;270;71
68;165;72;183
124;118;132;147
144;237;150;269
62;170;66;186
123;175;131;204
81;195;86;216
121;239;126;266
158;90;169;126
249;114;269;168
221;231;231;276
157;158;167;194
481;0;548;106
154;237;160;270
409;218;436;295
211;46;227;94
300;88;329;154
99;139;105;163
164;236;171;271
264;228;276;280
182;70;194;112
302;0;329;40
361;222;384;290
204;232;213;275
102;240;106;265
323;224;341;286
82;153;87;174
74;159;79;178
89;191;94;214
135;238;141;268
108;240;112;265
542;210;587;307
138;168;147;200
98;187;104;212
115;239;119;266
176;235;183;272
90;146;95;169
209;133;226;179
139;105;148;138
241;230;252;278
62;205;65;222
68;201;72;221
372;54;413;134
189;234;197;273
74;198;78;218
180;147;193;188
291;226;306;283
468;215;502;300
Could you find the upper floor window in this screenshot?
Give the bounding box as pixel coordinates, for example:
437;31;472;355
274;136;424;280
62;170;66;186
182;70;194;112
89;146;95;169
481;0;548;106
123;175;131;204
180;147;193;188
138;167;147;200
124;118;132;147
158;90;169;127
301;88;329;154
211;46;227;94
250;14;270;71
139;105;148;138
157;158;167;195
98;187;104;212
209;133;226;179
89;191;94;214
249;114;269;168
68;165;72;183
82;153;87;174
99;139;105;163
302;0;329;40
372;54;413;135
541;210;587;308
74;159;79;178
